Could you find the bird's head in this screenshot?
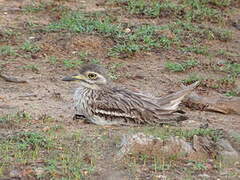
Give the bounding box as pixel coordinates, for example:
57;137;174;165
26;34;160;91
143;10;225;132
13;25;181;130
62;64;110;90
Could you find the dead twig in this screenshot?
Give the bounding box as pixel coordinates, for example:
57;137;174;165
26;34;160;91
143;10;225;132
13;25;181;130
0;73;27;83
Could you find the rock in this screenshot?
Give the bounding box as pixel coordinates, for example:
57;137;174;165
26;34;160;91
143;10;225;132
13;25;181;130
117;133;164;159
117;133;210;161
117;133;239;165
216;139;240;165
184;92;240;115
162;136;193;156
190;135;215;160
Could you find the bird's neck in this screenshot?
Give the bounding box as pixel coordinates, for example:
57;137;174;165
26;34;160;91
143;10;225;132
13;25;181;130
79;81;101;90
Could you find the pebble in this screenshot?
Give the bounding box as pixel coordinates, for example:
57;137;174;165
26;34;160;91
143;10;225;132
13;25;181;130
198;173;210;179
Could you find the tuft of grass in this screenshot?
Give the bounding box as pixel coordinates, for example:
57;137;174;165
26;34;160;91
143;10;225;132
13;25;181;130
127;0;183;17
169;21;232;42
47;12;176;57
110;0;227;23
23;2;46;13
219;63;240;76
63;59;84;68
165;59;198;72
91;58;101;64
204;0;232;7
229;131;240;143
47;12;122;36
108;62;123;80
0;129;97;179
21;41;41;53
0;112;32;129
0;46;17;56
10;132;53;150
181;46;208;55
48;56;59;64
225;90;239;97
182;74;203;84
183;0;222;23
210;27;232;41
22;64;40;73
216;49;240;57
218;76;236;85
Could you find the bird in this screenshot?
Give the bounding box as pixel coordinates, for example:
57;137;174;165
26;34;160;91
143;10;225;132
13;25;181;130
62;64;199;126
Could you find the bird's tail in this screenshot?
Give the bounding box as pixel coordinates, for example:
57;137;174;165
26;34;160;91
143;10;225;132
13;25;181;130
157;81;199;111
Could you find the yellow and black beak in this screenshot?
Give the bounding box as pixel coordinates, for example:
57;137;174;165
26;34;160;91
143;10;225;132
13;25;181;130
62;74;85;81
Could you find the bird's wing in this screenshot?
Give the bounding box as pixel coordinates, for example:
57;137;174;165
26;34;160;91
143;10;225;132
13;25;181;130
89;84;193;124
156;81;199;111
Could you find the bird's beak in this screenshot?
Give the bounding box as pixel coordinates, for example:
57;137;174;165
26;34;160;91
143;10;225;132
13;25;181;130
62;74;85;81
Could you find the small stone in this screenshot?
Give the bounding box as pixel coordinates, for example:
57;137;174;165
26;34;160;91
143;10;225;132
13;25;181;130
35;167;45;176
9;169;21;178
124;28;131;33
4;12;8;15
155;175;167;179
198;174;210;179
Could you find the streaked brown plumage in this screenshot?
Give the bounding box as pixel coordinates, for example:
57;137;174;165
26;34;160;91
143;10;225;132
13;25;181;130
63;64;199;126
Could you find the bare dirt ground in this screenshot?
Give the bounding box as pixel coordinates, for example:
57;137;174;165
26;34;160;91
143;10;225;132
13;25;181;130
0;0;240;179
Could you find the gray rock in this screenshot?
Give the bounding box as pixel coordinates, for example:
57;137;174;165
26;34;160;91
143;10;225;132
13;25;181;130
217;139;240;165
117;133;239;165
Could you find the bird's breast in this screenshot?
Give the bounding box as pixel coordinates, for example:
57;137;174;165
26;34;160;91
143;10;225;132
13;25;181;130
73;87;94;116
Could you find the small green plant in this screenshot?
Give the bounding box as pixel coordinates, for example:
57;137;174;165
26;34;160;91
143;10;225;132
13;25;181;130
169;21;232;42
218;76;236;85
153;158;171;171
21;41;41;53
49;56;58;64
216;49;239;57
48;12;176;57
0;111;32;128
192;161;207;170
225;90;238;97
205;0;232;7
165;62;185;72
111;0;183;18
91;58;101;64
23;2;46;13
181;46;208;55
63;59;84;68
182;74;203;84
10;132;53;150
165;59;198;72
22;64;39;72
110;0;224;23
108;63;123;80
77;51;89;59
229;131;240;143
220;63;240;76
0;46;17;56
211;28;232;41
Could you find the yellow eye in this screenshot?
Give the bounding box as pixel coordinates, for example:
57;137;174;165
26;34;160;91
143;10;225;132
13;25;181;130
88;73;97;79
